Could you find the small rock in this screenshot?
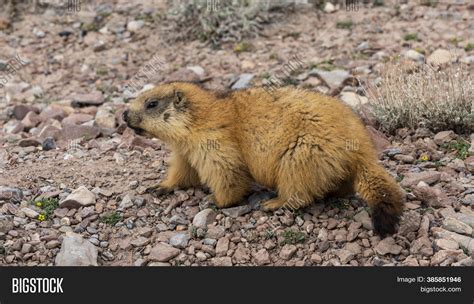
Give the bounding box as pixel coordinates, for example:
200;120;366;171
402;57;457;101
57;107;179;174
0;215;14;233
433;131;455;145
398;211;421;235
221;205;251;218
42;137;57;151
55;232;98;266
130;236;150;247
323;2;336;13
20;207;39;219
118;194;134;210
216;237;230;256
375;237;402;255
0;186;23;203
169;233;189;249
231;73;254;89
430;249;463;266
279;244;297;260
442;217;473;236
192;209;216;229
309;69;350;90
60;186;96;209
435;239;459;250
254;249;271;265
340;92;368;108
427;49;455;66
210;257;232;266
148;243;180;262
127;20;144;33
400;171;441;188
404;50;425;63
354;210;372;230
336;249;355;264
70;92;104;107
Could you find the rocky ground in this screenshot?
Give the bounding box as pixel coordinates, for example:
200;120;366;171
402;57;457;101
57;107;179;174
0;1;473;266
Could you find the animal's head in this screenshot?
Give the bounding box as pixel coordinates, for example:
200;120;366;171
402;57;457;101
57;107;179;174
123;82;198;142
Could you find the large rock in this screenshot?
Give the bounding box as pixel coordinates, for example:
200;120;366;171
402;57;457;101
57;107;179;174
192;208;217;228
148;243;180;262
60;186;96;209
62;113;94;126
55;232;98;266
95;106;116;129
21;111;41;130
58;124;100;143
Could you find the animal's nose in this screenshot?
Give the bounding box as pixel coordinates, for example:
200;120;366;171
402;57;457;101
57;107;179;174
122;110;129;122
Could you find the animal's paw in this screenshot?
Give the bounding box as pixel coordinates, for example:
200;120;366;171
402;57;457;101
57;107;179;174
146;185;173;197
261;198;285;211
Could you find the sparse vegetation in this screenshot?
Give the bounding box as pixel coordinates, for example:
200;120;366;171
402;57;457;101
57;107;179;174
336;20;353;30
282;229;306;245
465;43;474;52
442;139;471;160
34;197;59;220
364;62;473;134
100;211;121;226
403;33;418;41
162;0;295;46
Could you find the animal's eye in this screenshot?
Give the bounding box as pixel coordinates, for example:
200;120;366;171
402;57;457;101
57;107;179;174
145;99;159;109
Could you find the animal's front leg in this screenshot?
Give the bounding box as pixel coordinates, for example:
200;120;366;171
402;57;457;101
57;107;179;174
147;152;201;197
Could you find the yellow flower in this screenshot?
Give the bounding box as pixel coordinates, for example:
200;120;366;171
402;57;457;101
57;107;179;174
419;154;429;162
35;201;43;207
37;214;46;221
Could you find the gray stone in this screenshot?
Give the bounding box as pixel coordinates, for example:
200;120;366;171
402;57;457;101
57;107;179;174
221;205;251;218
192;209;216;229
60;186;96;209
336;249;355;264
433;130;455;145
55;232;98;266
309;69;350;90
442;217;473;236
398;211;421;235
354;210;372;230
0;215;14;233
169;233;189;249
231;73;254;89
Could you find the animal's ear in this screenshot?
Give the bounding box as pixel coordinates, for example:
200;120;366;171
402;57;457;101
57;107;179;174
173;90;187;109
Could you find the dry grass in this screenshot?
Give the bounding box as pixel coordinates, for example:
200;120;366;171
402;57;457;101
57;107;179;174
363;61;473;134
162;0;297;46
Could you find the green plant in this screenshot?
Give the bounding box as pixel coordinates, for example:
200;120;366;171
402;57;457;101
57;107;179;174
403;33;418;41
34;197;59;220
442;139;471;159
336;20;353;30
100;211;121;226
234;41;253;53
282;229;306;245
465;43;474;52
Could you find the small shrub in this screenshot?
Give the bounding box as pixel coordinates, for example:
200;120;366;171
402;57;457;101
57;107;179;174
100;211;121;226
403;33;418;41
34;198;59;220
363;62;473;134
336;20;353;30
282;229;306;245
442;139;471;160
465;43;474;52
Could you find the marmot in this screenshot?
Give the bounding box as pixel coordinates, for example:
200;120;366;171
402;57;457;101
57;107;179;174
123;82;405;237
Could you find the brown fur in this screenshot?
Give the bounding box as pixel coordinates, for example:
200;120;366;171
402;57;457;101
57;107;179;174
124;82;405;236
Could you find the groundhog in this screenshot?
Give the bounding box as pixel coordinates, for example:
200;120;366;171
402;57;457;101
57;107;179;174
123;82;405;237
